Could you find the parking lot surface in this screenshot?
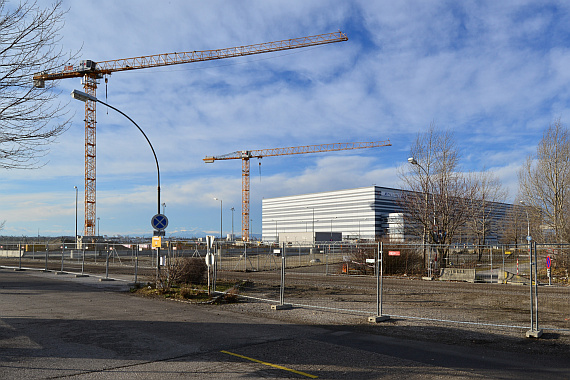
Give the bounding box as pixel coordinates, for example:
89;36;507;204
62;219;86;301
1;268;569;379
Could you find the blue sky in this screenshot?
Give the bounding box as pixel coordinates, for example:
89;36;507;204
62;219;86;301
1;0;569;238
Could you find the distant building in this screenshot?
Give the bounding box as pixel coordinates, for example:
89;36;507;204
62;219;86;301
262;186;405;243
261;185;513;244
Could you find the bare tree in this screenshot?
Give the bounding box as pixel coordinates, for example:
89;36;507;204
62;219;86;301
519;120;570;243
399;124;475;267
465;170;507;260
0;0;72;170
499;198;526;248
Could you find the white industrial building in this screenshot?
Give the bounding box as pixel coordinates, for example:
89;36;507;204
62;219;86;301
261;186;405;243
262;185;515;245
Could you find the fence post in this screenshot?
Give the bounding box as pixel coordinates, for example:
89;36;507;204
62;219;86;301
533;241;540;331
134;244;139;284
502;245;505;284
212;243;217;292
280;242;285;304
325;245;329;276
60;245;64;273
526;241;543;338
106;249;110;279
75;247;88;278
81;248;85;275
369;242;389;323
17;243;23;270
490;246;493;283
271;242;291;310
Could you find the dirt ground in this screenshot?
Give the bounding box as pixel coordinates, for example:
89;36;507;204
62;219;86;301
213;268;570;359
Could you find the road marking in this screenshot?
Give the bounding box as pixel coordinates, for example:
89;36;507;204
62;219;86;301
221;350;318;379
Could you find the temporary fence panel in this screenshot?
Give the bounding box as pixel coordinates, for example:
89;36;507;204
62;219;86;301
1;239;569;334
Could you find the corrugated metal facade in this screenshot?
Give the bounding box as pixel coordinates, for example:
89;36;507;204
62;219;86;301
261;186;404;242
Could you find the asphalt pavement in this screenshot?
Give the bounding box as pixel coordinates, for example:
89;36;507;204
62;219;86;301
0;267;569;379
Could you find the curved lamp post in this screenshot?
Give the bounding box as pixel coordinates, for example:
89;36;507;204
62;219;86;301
408;157;437;231
230;207;235;240
214;197;222;239
71;89;161;216
408;157;438;275
72;89;163;280
520;200;541;337
74;186;78;248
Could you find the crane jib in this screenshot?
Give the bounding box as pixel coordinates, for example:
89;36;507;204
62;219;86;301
32;30;348;238
33;31;348;82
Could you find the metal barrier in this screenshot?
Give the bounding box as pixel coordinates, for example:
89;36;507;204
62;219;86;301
1;239;568;336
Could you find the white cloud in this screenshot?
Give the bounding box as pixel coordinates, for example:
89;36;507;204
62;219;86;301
5;0;570;236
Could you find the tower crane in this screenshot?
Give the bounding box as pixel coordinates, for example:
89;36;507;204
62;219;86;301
32;31;348;236
204;140;392;241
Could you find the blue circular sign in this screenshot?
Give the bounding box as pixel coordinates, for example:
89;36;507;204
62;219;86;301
151;214;168;230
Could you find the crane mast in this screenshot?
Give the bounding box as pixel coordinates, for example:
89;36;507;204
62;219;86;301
204;140;392;241
33;32;348;237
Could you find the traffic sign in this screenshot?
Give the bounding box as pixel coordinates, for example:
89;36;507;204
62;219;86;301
205;252;215;267
206;235;216;249
151;214;168;231
546;256;551;269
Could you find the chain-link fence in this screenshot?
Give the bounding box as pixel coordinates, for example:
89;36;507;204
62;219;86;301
1;239;568;335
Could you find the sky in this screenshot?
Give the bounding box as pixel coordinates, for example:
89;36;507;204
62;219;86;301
1;0;570;238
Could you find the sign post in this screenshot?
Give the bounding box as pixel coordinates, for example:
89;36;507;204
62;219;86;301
205;235;216;294
151;213;168;284
546;256;552;286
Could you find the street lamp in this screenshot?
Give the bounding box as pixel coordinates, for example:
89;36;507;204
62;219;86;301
408;157;437;234
274;220;278;243
330;217;337;241
519;201;531;241
408;157;438;274
214;197;222;239
72;89;163;280
71;89;162;216
162;203;166;215
306;207;315;242
230;207;235;240
74;186;78;248
358;218;368;240
520;201;541;337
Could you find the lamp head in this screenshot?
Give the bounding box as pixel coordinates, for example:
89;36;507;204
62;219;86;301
71;89;97;103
